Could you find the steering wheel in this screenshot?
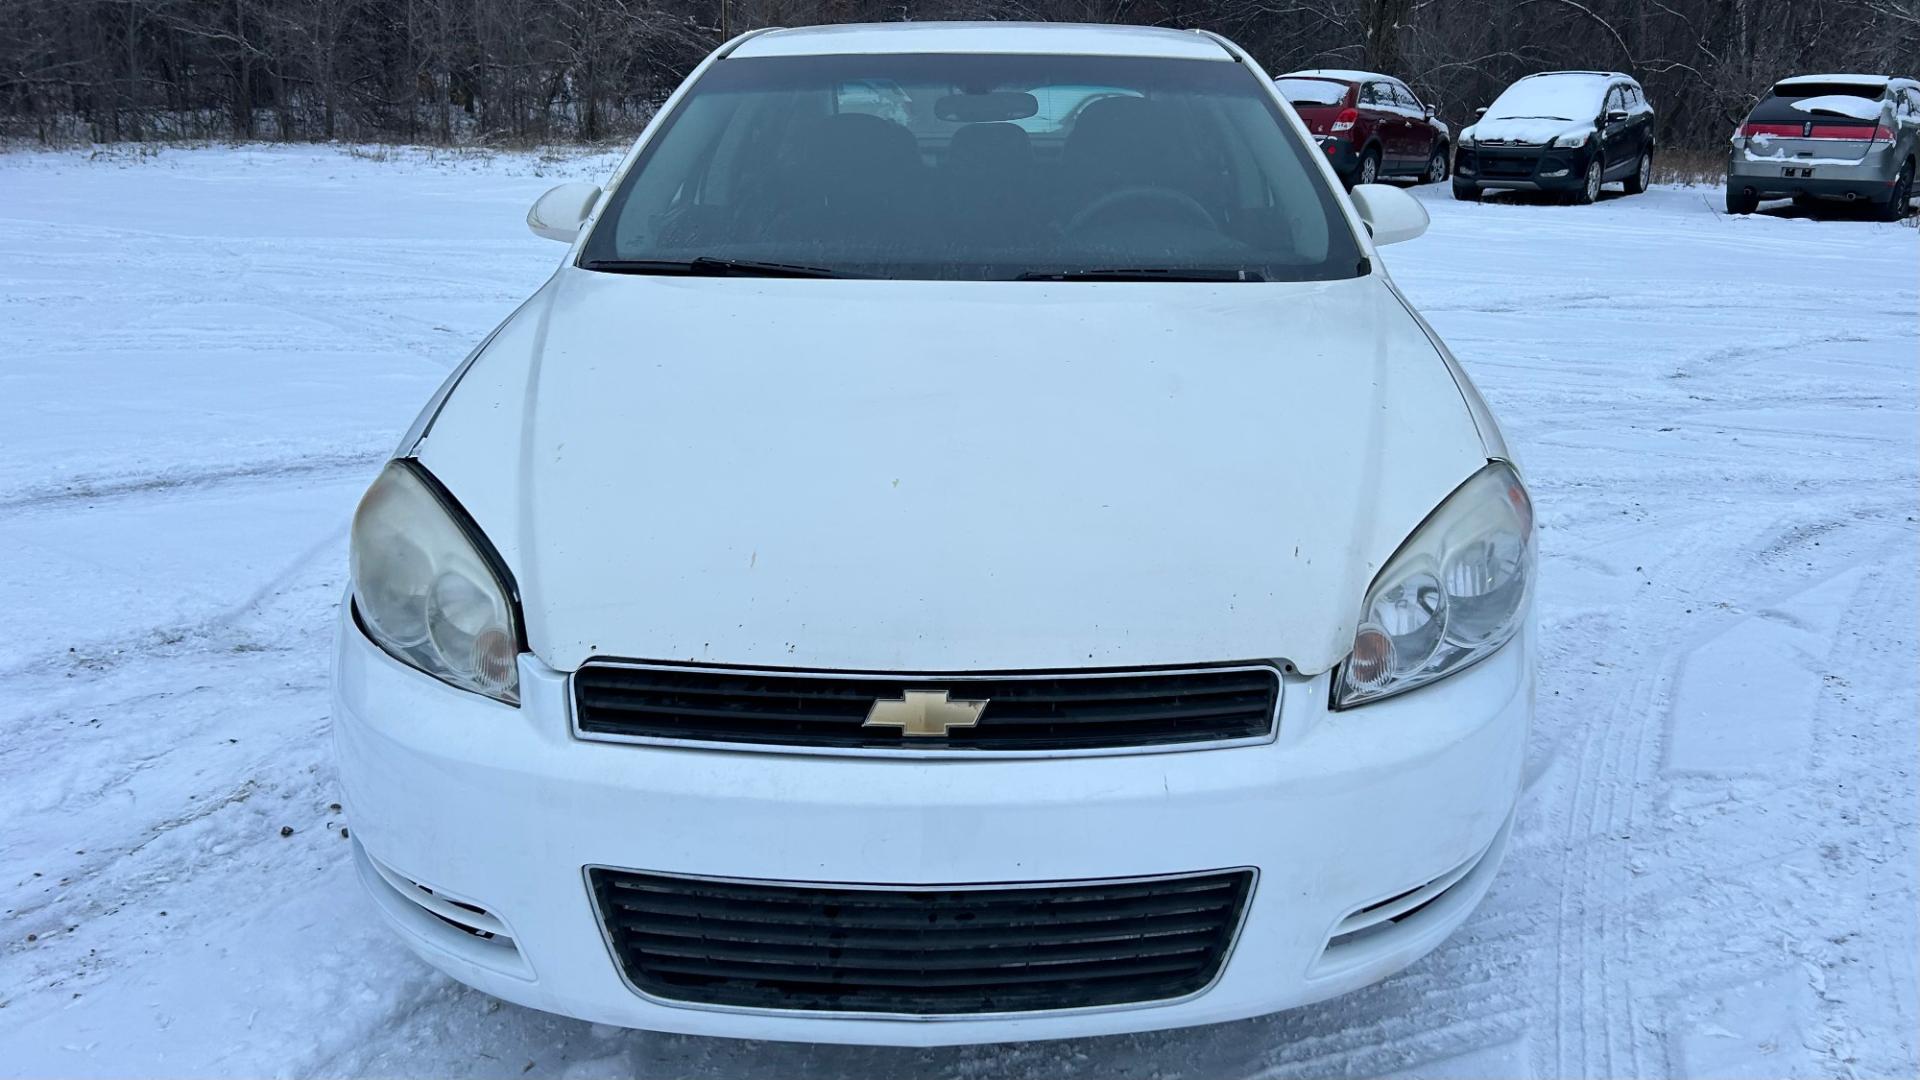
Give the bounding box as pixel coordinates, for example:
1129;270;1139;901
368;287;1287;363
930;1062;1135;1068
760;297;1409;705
1066;186;1215;234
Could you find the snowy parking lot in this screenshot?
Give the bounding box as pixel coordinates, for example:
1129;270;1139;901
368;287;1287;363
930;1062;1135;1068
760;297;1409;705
2;147;1914;1078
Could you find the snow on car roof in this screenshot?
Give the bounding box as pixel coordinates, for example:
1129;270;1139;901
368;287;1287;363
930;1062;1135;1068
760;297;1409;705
1775;73;1889;88
1485;72;1615;121
1280;68;1392;84
731;22;1233;60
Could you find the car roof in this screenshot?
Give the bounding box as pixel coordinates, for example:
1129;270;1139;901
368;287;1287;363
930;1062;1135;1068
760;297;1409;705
1279;68;1396;84
730;22;1234;61
1522;70;1632;82
1774;73;1890;88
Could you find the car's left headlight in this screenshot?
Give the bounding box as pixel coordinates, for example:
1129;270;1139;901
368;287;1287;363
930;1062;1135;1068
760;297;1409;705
350;459;522;705
1553;130;1590;148
1333;461;1534;709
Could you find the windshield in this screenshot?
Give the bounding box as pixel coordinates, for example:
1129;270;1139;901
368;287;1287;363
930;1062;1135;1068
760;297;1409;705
581;53;1363;282
1483;74;1610;122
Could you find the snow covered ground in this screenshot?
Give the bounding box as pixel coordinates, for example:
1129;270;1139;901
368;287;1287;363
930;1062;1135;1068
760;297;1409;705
2;146;1915;1079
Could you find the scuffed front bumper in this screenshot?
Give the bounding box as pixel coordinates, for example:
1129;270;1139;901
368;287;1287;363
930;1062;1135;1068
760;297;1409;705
331;604;1532;1046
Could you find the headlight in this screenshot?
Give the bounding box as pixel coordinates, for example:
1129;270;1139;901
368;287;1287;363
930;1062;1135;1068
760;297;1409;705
1334;462;1534;708
1553;130;1590;148
350;460;521;704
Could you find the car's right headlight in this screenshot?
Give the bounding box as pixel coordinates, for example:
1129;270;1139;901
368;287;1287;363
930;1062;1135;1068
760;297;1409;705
350;459;522;705
1333;461;1534;709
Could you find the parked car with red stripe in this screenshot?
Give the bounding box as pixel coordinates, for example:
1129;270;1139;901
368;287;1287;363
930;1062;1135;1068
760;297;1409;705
1275;69;1451;188
1726;74;1919;220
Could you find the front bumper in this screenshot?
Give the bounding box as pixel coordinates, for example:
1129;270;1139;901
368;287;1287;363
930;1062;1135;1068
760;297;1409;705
1727;148;1903;201
1454;144;1592;190
332;604;1532;1045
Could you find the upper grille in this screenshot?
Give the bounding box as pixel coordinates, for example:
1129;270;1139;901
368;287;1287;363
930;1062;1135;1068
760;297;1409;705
571;663;1280;752
590;868;1254;1015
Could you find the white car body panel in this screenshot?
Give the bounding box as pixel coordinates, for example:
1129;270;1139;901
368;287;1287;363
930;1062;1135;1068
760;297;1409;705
338;21;1534;1045
333;602;1532;1045
417;272;1490;676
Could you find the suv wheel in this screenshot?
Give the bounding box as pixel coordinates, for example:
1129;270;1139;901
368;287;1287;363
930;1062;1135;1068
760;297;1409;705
1452;179;1482;202
1572;157;1603;205
1878;161;1914;222
1356;148;1381;187
1726;185;1760;215
1424;145;1449;184
1625;149;1651;195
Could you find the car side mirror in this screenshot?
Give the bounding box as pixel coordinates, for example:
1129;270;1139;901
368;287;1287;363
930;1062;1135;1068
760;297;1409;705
1350;184;1430;247
1474;106;1487;119
527;182;602;243
1424;103;1436;119
1605;110;1629;124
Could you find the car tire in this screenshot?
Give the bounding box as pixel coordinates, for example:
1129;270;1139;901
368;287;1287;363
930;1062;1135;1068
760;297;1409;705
1453;179;1482;202
1877;161;1913;222
1572;156;1603;205
1726;186;1760;215
1624;148;1651;194
1423;145;1449;184
1355;147;1381;188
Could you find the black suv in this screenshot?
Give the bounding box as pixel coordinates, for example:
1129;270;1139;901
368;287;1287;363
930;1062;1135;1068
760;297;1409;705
1454;72;1656;203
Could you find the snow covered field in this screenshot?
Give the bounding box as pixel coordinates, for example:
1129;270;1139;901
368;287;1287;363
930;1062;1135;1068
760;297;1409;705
2;146;1915;1079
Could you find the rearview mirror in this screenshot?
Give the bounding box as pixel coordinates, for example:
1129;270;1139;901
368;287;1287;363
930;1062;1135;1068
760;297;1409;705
527;182;602;243
1349;184;1430;247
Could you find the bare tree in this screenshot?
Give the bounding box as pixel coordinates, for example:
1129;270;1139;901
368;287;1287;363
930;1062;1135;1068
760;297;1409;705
1;0;1913;147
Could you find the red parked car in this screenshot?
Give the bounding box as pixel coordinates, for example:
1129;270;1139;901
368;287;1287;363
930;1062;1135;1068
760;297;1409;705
1276;69;1453;187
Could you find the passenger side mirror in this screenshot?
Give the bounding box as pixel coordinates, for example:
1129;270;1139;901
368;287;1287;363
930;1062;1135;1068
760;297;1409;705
527;182;602;243
1349;184;1429;247
1474;106;1487;119
1605;110;1629;124
1425;103;1436;119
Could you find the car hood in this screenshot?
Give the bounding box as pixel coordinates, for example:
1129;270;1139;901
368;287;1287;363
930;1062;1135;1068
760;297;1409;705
1467;117;1586;145
417;270;1492;675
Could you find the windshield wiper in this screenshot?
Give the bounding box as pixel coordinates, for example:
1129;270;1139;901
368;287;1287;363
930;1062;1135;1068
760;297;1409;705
581;257;868;279
1015;267;1265;283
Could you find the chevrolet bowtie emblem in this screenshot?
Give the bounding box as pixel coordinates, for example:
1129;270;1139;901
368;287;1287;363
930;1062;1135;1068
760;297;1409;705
862;689;989;737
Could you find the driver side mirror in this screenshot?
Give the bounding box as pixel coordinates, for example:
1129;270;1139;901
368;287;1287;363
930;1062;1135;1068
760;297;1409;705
1424;103;1436;119
1605;110;1629;124
1474;106;1487;119
1350;184;1430;247
527;182;602;242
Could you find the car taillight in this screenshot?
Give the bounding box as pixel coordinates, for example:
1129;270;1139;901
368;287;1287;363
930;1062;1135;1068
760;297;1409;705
1809;124;1891;140
1740;123;1801;138
1331;108;1358;133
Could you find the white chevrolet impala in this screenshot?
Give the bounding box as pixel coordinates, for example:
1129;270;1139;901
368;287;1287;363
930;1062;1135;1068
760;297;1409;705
334;21;1535;1046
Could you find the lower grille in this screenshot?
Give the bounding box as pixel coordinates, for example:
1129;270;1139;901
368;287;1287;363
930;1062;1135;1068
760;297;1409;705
590;868;1254;1015
572;662;1280;752
1478;153;1541;178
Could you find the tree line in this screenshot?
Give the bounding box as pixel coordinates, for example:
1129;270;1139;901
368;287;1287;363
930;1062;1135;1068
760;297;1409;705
2;0;1914;149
